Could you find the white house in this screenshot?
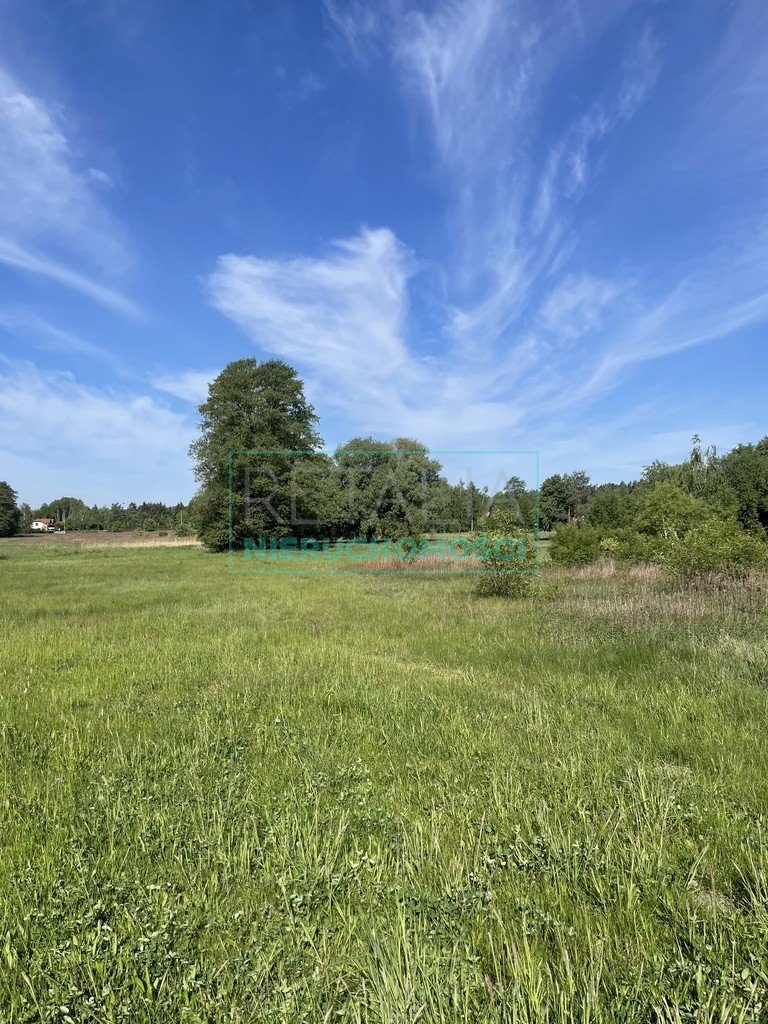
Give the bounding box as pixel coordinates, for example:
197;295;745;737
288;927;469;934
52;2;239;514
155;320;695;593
30;518;56;532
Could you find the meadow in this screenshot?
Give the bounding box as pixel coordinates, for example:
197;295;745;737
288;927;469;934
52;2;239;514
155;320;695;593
1;541;767;1022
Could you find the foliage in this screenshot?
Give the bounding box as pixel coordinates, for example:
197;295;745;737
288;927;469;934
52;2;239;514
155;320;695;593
721;437;768;534
489;475;538;530
639;435;766;533
0;481;20;537
550;481;768;583
549;523;603;566
190;358;323;552
609;527;661;565
540;470;592;530
636;482;707;540
36;495;88;528
187;359;505;551
474;508;536;596
664;515;768;583
29;496;190;534
334;437;442;541
586;484;637;530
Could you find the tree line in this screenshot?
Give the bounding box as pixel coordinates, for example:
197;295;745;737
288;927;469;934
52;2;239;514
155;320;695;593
546;436;768;579
188;358;537;551
0;491;193;536
1;359;767;580
540;435;768;536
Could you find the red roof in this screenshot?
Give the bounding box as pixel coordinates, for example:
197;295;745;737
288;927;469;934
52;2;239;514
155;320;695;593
33;518;55;525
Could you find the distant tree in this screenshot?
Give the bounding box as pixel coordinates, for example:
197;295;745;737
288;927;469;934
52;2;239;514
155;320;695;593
424;478;464;534
540;471;592;530
36;496;88;530
665;514;768;582
0;481;21;537
639;436;739;520
640;459;689;491
18;502;32;531
721;437;768;534
190;359;322;551
587;484;636;530
462;481;490;531
540;475;567;530
491;476;537;529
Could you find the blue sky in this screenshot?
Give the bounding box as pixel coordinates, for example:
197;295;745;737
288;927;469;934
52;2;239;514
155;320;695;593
0;0;766;505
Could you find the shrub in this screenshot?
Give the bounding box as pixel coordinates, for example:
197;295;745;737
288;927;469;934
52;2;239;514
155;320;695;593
475;570;529;597
474;510;537;597
549;524;602;566
664;515;767;583
636;483;706;539
610;528;662;565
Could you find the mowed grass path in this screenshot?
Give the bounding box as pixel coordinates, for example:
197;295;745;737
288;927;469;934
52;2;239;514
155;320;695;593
1;543;767;1023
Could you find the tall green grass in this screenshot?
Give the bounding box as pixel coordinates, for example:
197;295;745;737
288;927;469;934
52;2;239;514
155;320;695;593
1;543;767;1022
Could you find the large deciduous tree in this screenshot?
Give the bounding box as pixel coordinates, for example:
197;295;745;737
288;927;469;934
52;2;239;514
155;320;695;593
334;437;443;540
190;358;322;551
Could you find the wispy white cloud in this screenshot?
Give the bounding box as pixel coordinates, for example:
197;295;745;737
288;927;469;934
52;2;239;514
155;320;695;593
204;224;546;446
204;1;768;480
322;0;385;62
538;274;621;342
203;212;767;454
395;0;535;175
0;307;130;373
206;227;424;415
0;65;139;314
578;221;768;401
531;27;660;235
153;369;217;405
0;239;142;317
368;0;659;370
0;359;194;504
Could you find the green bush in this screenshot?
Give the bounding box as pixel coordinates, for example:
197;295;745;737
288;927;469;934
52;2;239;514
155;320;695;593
664;516;767;583
549;524;602;566
474;512;537;597
610;528;662;565
636;483;706;539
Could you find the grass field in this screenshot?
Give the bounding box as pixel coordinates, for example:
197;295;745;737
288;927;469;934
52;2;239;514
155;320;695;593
1;542;768;1022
